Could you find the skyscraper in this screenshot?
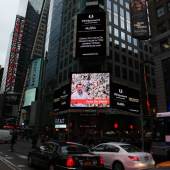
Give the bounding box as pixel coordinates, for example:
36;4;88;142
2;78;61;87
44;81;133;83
148;0;170;112
46;0;156;140
19;0;51;127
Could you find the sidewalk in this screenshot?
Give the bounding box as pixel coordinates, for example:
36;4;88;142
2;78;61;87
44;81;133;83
11;139;32;156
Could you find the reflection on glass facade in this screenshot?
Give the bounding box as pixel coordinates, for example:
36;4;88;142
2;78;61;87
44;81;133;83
46;0;63;82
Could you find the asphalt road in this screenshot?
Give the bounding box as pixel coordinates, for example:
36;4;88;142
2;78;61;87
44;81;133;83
0;139;169;170
0;139;33;170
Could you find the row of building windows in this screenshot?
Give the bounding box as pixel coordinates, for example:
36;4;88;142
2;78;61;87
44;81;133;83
114;64;156;88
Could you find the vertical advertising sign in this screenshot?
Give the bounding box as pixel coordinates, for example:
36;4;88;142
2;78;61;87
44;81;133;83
130;0;149;40
76;10;106;59
27;58;42;89
5;16;25;91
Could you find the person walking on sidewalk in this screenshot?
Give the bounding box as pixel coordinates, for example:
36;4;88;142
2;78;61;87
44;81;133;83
10;128;17;152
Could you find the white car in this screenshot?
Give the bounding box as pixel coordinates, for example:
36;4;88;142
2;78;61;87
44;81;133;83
91;142;155;170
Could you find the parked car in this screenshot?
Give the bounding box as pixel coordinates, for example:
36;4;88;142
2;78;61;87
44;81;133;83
0;129;11;144
28;141;104;170
91;142;155;170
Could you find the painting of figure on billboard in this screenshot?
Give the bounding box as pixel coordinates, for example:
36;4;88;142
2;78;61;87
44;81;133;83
70;73;110;108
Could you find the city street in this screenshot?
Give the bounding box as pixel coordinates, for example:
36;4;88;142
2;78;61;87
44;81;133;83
0;139;33;170
0;138;169;170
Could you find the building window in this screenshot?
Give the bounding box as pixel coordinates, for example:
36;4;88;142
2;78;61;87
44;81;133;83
126;11;130;20
114;28;119;37
120;0;123;6
114;14;118;25
113;3;118;13
108;11;111;22
121;31;125;40
107;0;111;10
120;7;124;17
133;38;138;46
114;39;119;49
168;2;170;12
121;43;126;51
120;18;125;29
115;65;121;77
122;67;127;80
135;72;139;84
109;25;112;34
156;6;165;18
127;21;131;32
128;58;133;68
122;55;127;65
125;2;129;9
115;52;120;62
134;60;139;70
127;35;131;43
129;70;134;82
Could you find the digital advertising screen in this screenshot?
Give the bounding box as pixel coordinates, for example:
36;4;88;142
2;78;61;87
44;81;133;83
76;11;106;59
53;84;70;111
23;88;36;107
70;73;110;108
111;83;140;114
130;0;149;40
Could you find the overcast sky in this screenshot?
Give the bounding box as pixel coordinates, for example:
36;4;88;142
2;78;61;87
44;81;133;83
0;0;20;67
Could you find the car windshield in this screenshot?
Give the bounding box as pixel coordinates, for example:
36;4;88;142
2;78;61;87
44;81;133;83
121;144;141;152
61;144;89;154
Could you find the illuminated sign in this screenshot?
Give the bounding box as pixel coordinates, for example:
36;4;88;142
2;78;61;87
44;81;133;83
55;118;67;129
76;10;106;59
53;84;70;111
27;58;42;88
5;16;25;91
23;88;36;106
130;0;149;40
156;112;170;118
111;83;140;113
70;73;110;108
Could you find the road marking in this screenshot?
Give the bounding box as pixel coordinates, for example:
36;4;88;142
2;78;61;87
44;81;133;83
0;155;20;170
16;154;27;159
17;164;26;168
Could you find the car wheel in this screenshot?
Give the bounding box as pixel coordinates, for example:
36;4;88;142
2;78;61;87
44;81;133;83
28;155;33;167
48;164;55;170
112;162;124;170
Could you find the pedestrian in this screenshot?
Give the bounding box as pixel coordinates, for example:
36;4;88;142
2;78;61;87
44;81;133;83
10;128;17;152
31;131;39;149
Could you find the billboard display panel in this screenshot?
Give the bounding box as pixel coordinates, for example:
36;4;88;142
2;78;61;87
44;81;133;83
76;11;106;59
111;83;140;114
27;58;42;88
53;84;70;111
130;0;149;39
70;73;110;108
5;16;25;91
23;88;36;107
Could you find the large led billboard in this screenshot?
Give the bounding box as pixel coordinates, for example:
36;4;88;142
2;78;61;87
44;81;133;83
130;0;149;40
70;73;110;108
76;10;106;59
111;83;140;114
23;88;36;107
